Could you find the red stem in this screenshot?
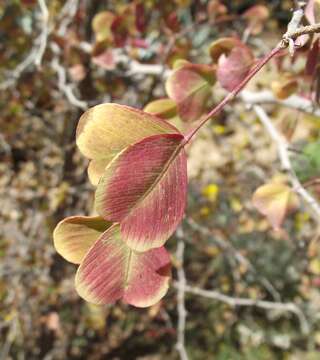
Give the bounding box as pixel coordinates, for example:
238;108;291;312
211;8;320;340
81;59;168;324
183;45;283;145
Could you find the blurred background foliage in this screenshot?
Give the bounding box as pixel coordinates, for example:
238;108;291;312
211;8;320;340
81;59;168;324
1;0;320;359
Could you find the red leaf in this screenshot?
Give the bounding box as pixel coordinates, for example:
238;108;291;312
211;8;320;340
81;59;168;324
92;49;116;70
95;133;187;251
165;62;216;122
306;38;320;76
217;45;254;92
75;224;171;307
135;2;147;32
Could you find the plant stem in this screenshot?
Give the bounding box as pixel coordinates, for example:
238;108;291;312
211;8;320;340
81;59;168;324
183;45;283;144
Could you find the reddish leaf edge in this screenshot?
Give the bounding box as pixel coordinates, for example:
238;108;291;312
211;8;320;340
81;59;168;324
75;223;172;307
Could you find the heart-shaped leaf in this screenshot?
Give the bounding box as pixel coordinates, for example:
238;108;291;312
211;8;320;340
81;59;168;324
76;103;178;186
75;224;171;307
252;183;299;230
53;216;112;264
165;61;216;122
95;133;187;251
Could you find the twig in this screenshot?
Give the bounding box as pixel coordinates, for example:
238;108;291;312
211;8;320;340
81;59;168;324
0;0;50;89
241;90;320;117
0;316;18;360
57;0;80;36
51;54;87;110
186;218;281;302
34;0;49;67
0;49;38;90
175;228;189;360
252;104;320;223
173;283;309;335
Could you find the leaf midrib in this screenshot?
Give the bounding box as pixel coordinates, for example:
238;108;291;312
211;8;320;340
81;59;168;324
124;139;184;219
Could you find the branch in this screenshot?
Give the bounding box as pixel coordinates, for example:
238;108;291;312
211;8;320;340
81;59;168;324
51;54;88;110
173;283;310;335
184;9;320;144
241;90;320;117
57;0;80;36
252;104;320;222
175;228;189;360
34;0;49;67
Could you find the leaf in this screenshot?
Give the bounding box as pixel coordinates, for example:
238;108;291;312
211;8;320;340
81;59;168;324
306;39;320;76
207;0;227;21
92;49;116;70
143;98;177;120
271;76;298;100
92;11;115;43
242;5;269;35
252;183;299;230
209;37;240;63
144;99;183;132
75;224;171;307
76;103;178;186
165;62;215;122
95;133;187;251
293;141;320;182
53;216;112;264
306;0;320;24
217;45;254;92
135;2;147;33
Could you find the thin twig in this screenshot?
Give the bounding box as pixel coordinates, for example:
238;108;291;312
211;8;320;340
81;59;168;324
51;53;87;110
173;283;309;335
241;90;320;117
34;0;49;67
252;104;320;223
175;228;189;360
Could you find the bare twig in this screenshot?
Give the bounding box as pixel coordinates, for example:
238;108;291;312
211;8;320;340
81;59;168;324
0;49;38;90
241;90;320;117
51;53;87;110
0;0;50;89
34;0;49;67
252;104;320;222
175;228;189;360
57;0;80;36
174;283;309;335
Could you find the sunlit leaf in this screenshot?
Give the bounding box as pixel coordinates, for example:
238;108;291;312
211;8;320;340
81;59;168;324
95;133;187;251
252;183;299;230
165;61;216;122
53;216;112;264
144;98;177;120
76;103;179;185
92;11;115;43
75;224;171;307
